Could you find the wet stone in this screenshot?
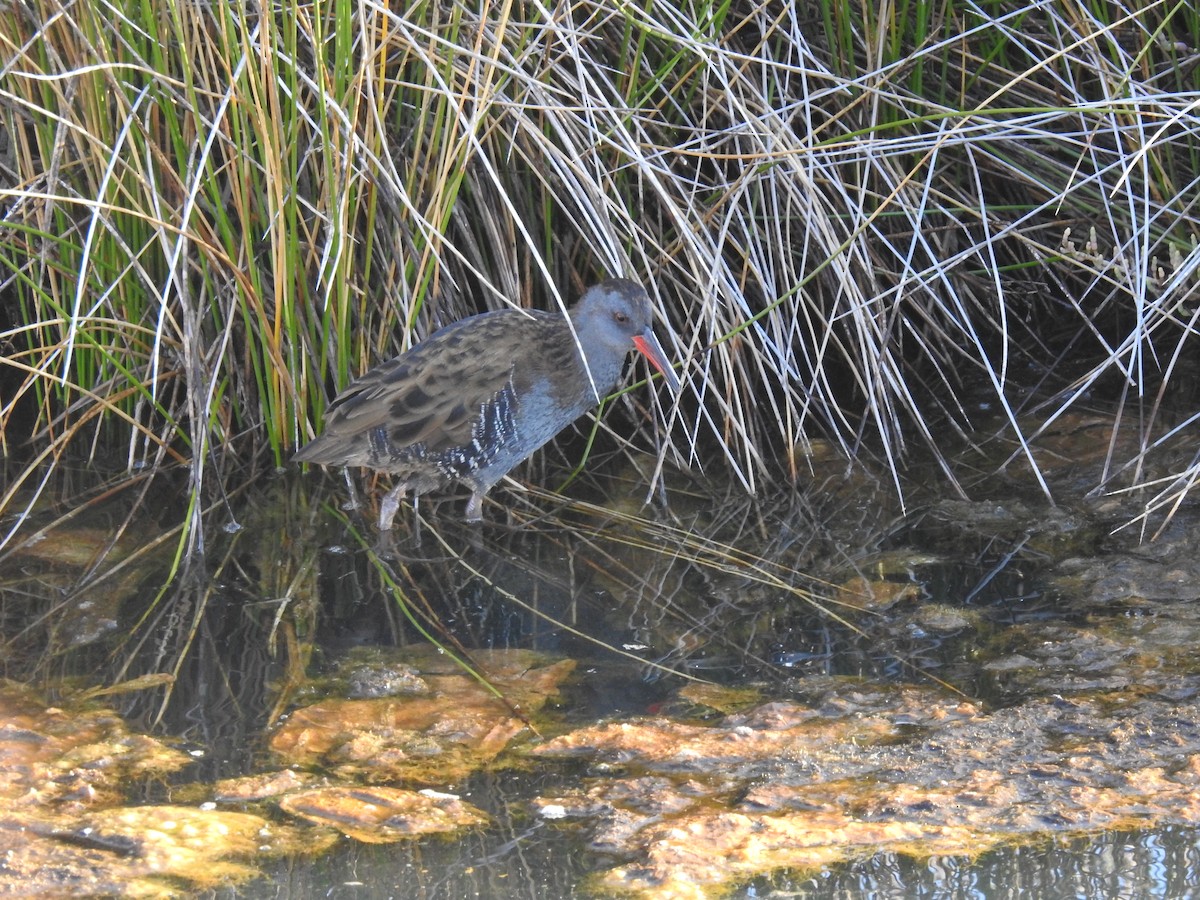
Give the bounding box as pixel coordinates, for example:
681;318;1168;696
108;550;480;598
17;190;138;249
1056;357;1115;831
346;662;430;699
530;688;1200;895
908;603;976;634
210;769;323;803
0;684;191;813
278;786;486;842
271;650;575;783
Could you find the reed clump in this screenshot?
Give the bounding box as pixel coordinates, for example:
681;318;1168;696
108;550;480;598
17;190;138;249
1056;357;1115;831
1;0;1198;560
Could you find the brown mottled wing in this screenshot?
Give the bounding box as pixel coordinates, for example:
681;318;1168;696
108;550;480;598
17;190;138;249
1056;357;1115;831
295;309;562;467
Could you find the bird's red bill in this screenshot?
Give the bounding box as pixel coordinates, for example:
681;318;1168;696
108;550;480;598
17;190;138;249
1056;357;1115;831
633;332;682;392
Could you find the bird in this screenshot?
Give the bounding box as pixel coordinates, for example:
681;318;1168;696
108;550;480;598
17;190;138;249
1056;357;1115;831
294;278;681;528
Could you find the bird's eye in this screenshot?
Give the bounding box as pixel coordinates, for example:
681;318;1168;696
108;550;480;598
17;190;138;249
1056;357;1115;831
614;311;629;324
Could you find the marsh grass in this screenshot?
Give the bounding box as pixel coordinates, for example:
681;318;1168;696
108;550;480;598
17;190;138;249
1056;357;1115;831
2;1;1200;690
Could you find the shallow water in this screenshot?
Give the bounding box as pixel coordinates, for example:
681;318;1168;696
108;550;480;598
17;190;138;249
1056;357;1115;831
3;414;1200;897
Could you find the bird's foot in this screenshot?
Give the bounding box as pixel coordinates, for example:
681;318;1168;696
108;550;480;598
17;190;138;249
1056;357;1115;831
373;528;400;560
378;482;408;531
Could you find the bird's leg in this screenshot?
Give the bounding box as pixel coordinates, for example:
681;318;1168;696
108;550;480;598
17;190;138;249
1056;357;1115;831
465;489;485;523
378;482;407;531
340;469;361;511
411;493;422;546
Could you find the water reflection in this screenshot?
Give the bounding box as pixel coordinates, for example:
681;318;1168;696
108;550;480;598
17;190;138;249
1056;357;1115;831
218;824;1200;898
782;827;1200;899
